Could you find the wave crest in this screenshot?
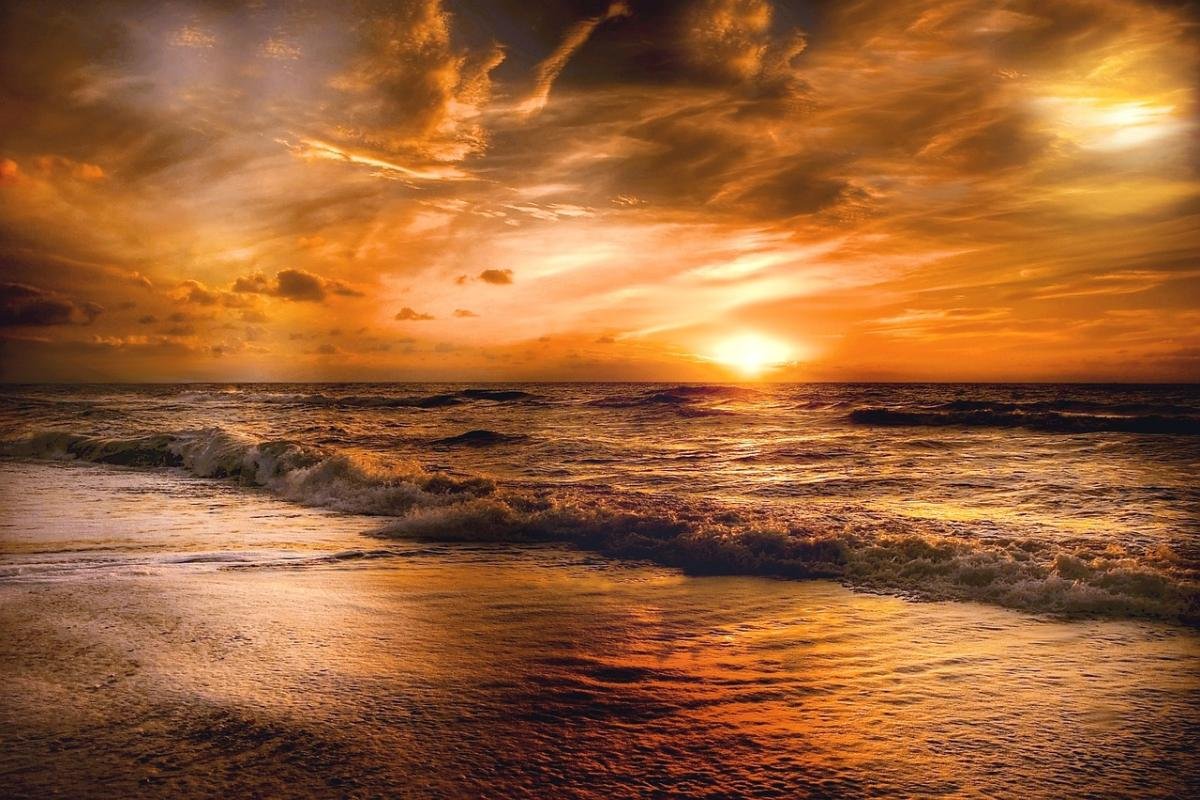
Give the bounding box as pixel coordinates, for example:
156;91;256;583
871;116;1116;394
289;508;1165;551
374;494;1199;623
850;407;1200;435
588;385;757;416
5;427;1197;623
262;387;538;410
5;429;494;515
431;429;528;447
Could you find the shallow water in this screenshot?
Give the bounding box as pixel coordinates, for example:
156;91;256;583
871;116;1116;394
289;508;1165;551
0;460;1197;798
1;382;1197;620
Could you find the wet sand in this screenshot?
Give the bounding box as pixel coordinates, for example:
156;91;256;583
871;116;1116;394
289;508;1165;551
4;559;1200;798
1;462;1198;798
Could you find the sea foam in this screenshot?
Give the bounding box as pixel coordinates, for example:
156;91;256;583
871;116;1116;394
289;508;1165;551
4;426;1196;623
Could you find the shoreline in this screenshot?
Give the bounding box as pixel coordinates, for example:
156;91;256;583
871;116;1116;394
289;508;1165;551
3;554;1198;798
1;459;1199;797
3;452;1196;626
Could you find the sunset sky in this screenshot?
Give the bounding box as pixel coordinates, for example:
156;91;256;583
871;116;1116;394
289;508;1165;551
1;0;1197;382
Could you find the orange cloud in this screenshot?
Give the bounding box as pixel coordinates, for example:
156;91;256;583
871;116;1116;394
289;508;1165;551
478;269;514;285
233;270;363;302
0;0;1194;381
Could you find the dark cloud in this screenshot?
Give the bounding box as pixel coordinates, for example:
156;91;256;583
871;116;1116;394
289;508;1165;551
0;283;103;327
178;280;221;305
453;308;479;317
321;0;505;162
479;268;514;284
275;269;328;302
232;269;363;303
232;274;272;294
395;306;435;321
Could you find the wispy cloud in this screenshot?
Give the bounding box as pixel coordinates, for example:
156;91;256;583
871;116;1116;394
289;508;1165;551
519;2;631;117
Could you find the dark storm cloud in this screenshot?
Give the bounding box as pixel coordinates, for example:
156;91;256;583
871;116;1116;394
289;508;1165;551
0;283;103;327
274;269;329;302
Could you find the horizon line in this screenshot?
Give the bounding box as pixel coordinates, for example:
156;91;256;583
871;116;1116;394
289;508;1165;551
2;380;1197;387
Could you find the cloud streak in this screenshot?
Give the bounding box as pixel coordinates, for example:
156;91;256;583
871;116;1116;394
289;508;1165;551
519;2;632;117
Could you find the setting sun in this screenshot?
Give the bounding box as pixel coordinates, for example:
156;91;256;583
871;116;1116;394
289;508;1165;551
711;333;793;376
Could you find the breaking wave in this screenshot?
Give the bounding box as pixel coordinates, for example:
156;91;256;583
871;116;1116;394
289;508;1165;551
3;428;494;515
850;407;1200;435
3;426;1196;624
372;497;1198;624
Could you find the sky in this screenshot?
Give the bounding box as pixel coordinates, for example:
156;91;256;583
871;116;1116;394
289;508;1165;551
1;0;1197;382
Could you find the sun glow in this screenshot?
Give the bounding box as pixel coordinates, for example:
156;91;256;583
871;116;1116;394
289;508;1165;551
711;333;793;377
1035;95;1185;151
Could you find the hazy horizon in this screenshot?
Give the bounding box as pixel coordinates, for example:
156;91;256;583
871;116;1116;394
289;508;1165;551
3;378;1200;387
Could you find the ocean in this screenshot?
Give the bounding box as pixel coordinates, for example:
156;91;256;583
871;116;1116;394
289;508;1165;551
1;382;1196;621
1;382;1199;797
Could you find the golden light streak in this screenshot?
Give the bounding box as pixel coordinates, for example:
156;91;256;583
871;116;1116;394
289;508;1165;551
277;138;470;181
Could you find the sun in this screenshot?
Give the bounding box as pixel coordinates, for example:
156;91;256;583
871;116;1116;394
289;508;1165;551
710;332;793;377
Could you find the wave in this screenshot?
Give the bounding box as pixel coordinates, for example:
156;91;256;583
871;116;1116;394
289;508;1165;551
930;398;1199;416
793;399;854;411
431;429;529;447
588;385;756;416
370;495;1198;624
3;428;494;515
263;388;538;410
457;388;537;402
256;392;461;409
3;427;1197;623
850;407;1200;435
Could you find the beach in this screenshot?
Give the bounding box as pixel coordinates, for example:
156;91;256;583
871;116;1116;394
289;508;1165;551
2;458;1198;798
